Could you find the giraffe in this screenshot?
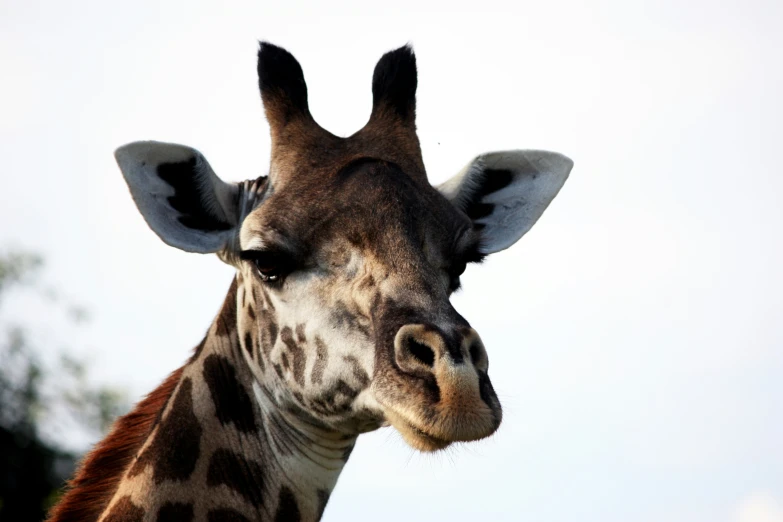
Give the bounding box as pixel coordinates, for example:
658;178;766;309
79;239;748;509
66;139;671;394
48;42;572;522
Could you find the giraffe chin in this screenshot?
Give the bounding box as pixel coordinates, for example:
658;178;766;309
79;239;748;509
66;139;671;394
383;408;501;453
385;411;453;452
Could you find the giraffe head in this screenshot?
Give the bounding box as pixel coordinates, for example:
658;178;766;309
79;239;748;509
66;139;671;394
115;43;572;452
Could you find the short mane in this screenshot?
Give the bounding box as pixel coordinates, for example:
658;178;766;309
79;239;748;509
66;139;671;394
47;280;237;521
46;366;184;522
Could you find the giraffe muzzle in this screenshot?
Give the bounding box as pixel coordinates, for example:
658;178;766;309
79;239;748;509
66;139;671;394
379;323;502;451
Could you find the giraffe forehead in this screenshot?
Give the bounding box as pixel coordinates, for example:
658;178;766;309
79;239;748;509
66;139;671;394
240;159;470;265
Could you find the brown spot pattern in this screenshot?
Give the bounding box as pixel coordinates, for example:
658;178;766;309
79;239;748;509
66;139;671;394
280;327;306;386
202;354;258;433
344;355;370;387
216;280;238;338
311;337;328;385
129;378;201;484
156;502;194;522
206;449;265;508
309;379;360;416
295;324;307;343
259;312;278;357
330;301;371;338
317;489;331;519
103;496;144;522
274;486;301;522
207;508;251;522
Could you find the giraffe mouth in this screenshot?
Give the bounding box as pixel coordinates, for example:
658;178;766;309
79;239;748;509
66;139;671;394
383;410;452;452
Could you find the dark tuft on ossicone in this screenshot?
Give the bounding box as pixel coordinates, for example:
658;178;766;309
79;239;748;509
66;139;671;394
371;45;417;121
257;41;310;119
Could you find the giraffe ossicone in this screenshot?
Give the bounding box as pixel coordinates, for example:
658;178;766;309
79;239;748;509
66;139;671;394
49;42;572;522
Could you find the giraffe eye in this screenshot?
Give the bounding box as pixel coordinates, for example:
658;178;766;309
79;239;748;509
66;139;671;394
239;250;293;284
253;260;281;282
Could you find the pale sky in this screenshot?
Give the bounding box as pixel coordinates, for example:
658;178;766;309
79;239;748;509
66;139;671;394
1;0;781;521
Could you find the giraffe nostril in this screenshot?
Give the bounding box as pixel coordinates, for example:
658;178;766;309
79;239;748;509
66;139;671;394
394;325;444;375
408;339;435;368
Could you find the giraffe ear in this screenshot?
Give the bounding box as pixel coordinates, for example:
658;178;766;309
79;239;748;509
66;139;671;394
115;141;240;254
437;150;573;254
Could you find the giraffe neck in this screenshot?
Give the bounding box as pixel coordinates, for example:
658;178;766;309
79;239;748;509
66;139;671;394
50;280;355;522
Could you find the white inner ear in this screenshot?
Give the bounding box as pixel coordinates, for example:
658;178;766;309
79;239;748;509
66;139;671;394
438;150;573;254
115;141;240;254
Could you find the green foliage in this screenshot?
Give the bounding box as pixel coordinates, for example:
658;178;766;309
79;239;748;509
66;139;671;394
0;251;42;295
0;249;127;521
